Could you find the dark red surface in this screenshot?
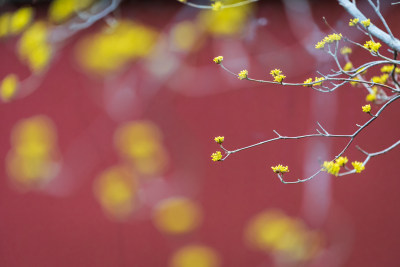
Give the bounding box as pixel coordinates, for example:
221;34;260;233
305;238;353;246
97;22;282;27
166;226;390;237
1;1;400;266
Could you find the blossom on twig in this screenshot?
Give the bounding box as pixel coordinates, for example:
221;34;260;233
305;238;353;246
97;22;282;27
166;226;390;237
271;165;289;174
214;136;224;144
238;70;248;80
211;151;222;161
352;161;365;173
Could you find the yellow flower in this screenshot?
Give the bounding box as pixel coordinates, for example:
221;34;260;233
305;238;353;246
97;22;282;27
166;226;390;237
352;161;365;173
10;7;34;35
324;33;342;43
269;69;285;83
214;136;224;144
371;74;388;84
362;104;371;113
340;46;352;55
178;0;187;2
357;67;367;75
18;21;52;73
380;74;389;84
350;77;359;86
1;74;19;102
49;0;94;23
343;62;353;71
314;77;324;86
271;164;289;174
364;40;381;53
349;18;359;26
211;1;223;11
371;76;381;83
213;56;223;64
211;151;222;161
238;69;248;80
361;19;370;27
274;75;286;83
315;41;325;49
335;156;348;167
322;161;340;176
366;91;377;102
303;78;313;87
380;65;400;73
270;69;282;76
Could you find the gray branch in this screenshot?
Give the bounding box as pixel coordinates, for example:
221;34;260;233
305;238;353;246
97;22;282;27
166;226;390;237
338;0;400;52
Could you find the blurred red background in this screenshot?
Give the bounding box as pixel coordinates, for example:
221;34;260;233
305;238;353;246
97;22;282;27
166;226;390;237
1;0;400;266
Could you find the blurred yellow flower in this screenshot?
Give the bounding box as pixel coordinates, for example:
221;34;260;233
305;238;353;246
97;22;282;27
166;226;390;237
49;0;94;23
197;3;252;36
343;62;353;71
6;116;60;190
244;210;322;262
169;245;220;267
0;7;34;38
94;165;138;220
153;197;202;235
340;46;352;55
1;74;19;102
114;120;168;176
18;21;52;73
76;20;158;75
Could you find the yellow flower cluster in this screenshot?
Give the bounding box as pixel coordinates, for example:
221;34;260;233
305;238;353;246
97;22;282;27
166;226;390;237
364;40;381;53
315;41;325;49
211;1;223;11
340;46;352;55
361;19;371;27
366;87;378;102
303;78;313;87
315;33;343;49
0;7;34;38
352;161;365;173
271;165;289;174
323;159;365;175
270;69;286;83
343;62;353;71
362;104;371;113
211;151;222;161
380;65;400;73
349;18;359;26
214;136;224;144
322;157;348;176
178;0;187;3
325;33;342;42
238;69;248;80
18;21;53;73
213;56;223;64
371;74;388;84
322;161;341;176
314;77;325;86
0;74;19;102
336;156;348;167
